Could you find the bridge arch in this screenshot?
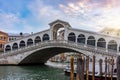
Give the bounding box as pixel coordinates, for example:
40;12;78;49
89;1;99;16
52;24;64;40
108;40;117;51
34;36;41;44
97;38;106;48
18;46;81;65
87;36;95;46
19;40;26;48
68;32;76;42
42;34;50;41
5;45;11;51
27;38;33;46
77;34;85;44
12;43;18;50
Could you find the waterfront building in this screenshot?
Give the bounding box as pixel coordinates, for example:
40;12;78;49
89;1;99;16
100;27;120;37
0;31;8;52
8;32;30;42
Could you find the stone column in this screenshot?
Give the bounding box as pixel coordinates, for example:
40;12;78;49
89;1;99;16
64;27;68;41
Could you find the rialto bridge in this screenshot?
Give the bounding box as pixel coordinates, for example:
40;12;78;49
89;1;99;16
0;20;119;65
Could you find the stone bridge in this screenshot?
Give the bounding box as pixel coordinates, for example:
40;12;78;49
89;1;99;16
0;20;119;65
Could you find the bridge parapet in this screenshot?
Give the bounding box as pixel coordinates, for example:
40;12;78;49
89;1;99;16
0;40;118;59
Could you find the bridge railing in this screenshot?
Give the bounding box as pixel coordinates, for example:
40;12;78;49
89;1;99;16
0;40;118;58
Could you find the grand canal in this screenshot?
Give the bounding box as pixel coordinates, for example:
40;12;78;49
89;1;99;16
0;65;69;80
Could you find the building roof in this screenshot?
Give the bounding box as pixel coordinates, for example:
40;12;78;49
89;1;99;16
8;33;30;37
0;31;8;35
100;27;120;32
49;19;71;27
99;27;120;37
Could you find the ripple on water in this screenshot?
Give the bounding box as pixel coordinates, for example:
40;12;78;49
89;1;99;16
0;65;69;80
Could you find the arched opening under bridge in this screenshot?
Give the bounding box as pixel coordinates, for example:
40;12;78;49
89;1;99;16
18;47;84;65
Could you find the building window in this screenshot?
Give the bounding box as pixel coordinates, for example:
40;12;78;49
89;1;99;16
0;44;2;48
9;38;11;41
4;36;6;40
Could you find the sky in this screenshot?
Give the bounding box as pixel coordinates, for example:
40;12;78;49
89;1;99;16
0;0;120;34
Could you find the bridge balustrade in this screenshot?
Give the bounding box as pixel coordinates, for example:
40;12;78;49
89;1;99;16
0;40;118;59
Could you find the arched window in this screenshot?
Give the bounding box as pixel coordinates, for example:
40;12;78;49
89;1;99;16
35;36;41;44
108;40;117;51
42;34;49;41
87;36;95;46
77;34;85;44
5;45;11;51
68;32;76;42
27;38;33;46
19;40;26;48
97;38;106;48
12;43;18;50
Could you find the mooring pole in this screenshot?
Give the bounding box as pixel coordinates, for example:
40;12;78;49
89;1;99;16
117;56;120;80
79;54;84;80
92;55;95;80
111;56;114;80
86;56;89;80
76;55;80;80
108;58;111;79
99;59;103;80
104;57;107;80
70;56;74;80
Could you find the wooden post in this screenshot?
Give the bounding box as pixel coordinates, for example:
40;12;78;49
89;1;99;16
70;56;74;80
80;55;84;80
99;59;103;80
92;55;95;80
104;57;107;80
110;56;114;80
86;56;89;80
76;55;80;80
117;56;120;80
77;54;84;80
108;58;111;79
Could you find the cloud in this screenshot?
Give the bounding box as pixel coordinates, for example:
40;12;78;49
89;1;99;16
0;10;34;33
0;12;22;32
27;0;106;32
28;0;63;21
1;0;120;34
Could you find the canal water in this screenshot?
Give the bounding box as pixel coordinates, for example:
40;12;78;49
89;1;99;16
0;65;69;80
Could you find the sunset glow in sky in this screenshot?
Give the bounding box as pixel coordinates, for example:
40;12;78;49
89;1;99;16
0;0;120;33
